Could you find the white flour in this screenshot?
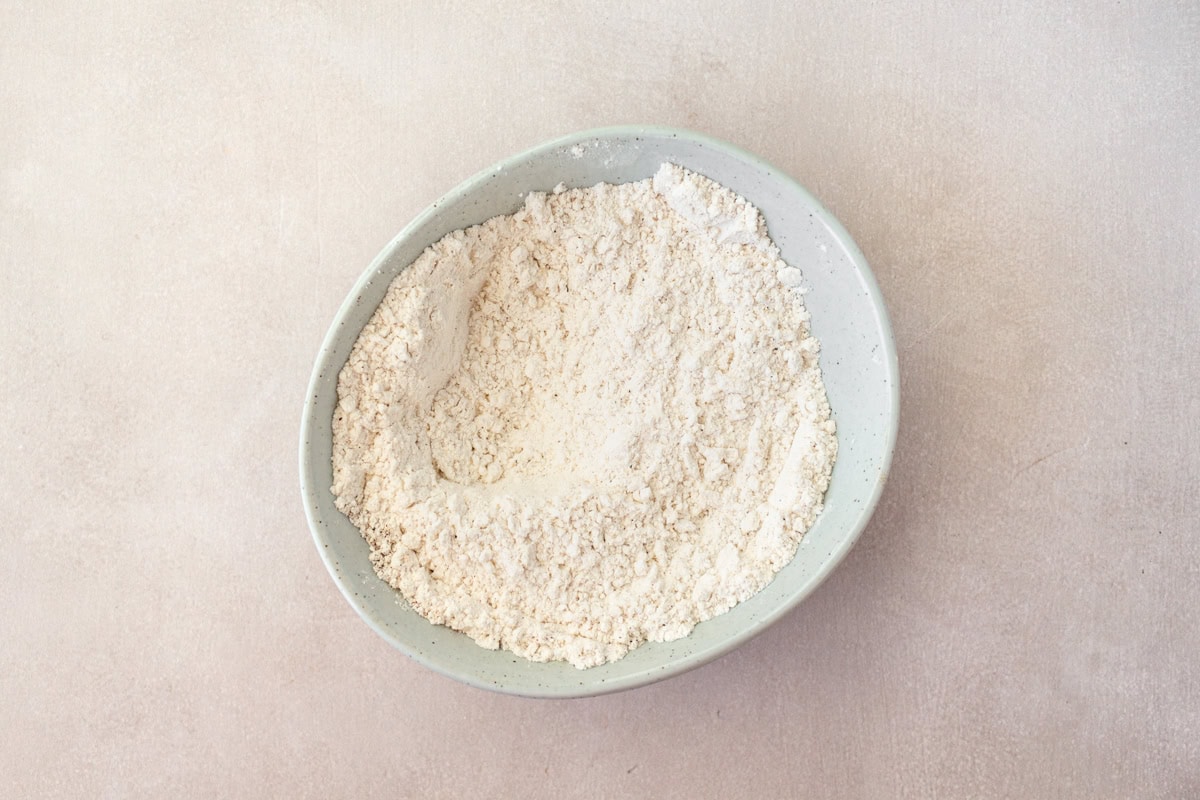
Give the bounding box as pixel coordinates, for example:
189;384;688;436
332;164;837;668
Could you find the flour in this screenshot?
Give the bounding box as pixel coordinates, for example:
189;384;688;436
331;164;837;668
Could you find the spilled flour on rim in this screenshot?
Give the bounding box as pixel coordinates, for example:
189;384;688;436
332;164;837;668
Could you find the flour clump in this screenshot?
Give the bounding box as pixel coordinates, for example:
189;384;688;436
331;164;837;668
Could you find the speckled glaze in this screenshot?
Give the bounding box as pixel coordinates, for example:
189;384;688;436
299;126;899;697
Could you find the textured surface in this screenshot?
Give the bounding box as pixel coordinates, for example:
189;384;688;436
3;2;1198;797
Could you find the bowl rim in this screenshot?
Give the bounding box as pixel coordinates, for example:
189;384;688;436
299;124;900;697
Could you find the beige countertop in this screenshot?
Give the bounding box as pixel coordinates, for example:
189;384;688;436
4;3;1197;797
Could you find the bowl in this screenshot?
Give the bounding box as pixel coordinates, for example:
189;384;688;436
299;125;898;697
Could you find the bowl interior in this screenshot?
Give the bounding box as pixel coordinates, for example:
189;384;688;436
299;126;898;697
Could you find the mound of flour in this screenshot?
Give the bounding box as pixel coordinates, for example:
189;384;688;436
331;164;836;668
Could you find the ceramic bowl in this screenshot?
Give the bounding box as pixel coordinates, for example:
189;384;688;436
299;126;898;697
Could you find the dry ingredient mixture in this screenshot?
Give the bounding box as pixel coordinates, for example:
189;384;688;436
331;164;837;668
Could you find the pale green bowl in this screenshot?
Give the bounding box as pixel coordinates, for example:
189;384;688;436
299;126;898;697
